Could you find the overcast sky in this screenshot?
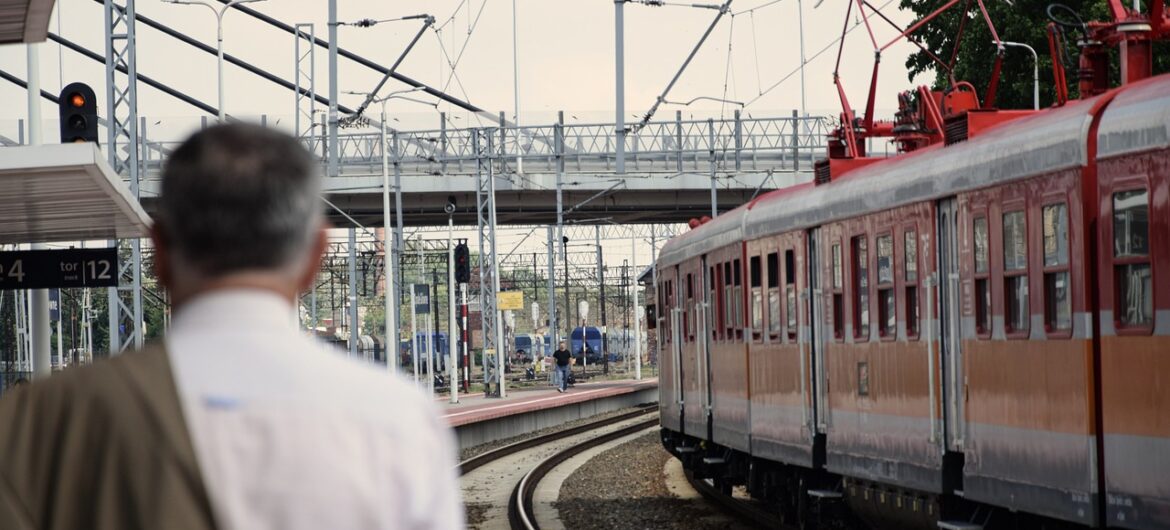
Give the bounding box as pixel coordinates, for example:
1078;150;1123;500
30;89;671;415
4;0;942;264
1;0;931;140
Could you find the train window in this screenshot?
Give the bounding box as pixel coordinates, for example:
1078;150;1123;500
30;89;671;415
877;234;895;338
767;252;781;338
734;259;744;340
750;256;763;342
685;273;694;342
724;262;734;339
832;242;844;340
973;217;991;336
1003;211;1029;335
1113;189;1152;327
853;235;870;341
832;244;843;289
1042;204;1072;332
904;230;919;338
663;280;671;345
786;249;797;341
709;267;718;340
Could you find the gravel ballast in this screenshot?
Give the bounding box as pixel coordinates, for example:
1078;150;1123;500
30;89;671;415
555;432;759;529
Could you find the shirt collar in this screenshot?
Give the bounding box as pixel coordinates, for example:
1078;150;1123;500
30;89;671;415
171;288;297;334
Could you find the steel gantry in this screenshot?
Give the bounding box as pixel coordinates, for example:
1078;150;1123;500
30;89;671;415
104;0;144;353
473;129;504;395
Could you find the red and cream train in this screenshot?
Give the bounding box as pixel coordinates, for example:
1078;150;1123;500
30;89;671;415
655;76;1170;529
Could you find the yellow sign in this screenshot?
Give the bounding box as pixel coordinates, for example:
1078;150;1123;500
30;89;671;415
497;291;524;310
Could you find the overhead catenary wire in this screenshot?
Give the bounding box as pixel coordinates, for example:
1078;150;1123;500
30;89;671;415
631;0;735;133
744;0;897;108
720;15;736;120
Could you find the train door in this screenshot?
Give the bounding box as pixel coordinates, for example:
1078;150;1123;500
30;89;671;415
670;267;685;428
807;228;827;438
936;198;965;450
698;255;713;435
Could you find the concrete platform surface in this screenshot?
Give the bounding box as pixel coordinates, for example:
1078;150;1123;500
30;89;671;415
440;378;658;427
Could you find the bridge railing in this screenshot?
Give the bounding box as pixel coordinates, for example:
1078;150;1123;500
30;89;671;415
312;113;832;177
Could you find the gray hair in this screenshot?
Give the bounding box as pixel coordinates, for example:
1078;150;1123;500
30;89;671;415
157;123;322;276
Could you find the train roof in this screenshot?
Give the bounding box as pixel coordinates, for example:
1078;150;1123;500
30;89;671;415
744;95;1102;240
1097;76;1170;159
655;77;1170;268
659;183;813;267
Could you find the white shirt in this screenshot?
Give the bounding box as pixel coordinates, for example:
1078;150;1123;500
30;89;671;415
166;289;462;530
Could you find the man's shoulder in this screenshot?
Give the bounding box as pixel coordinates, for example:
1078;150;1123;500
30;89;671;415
285;337;434;410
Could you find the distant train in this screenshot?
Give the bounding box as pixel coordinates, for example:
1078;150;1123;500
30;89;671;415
514;333;544;362
570;326;603;363
400;332;449;370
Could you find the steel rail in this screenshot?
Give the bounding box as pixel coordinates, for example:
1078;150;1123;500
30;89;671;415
686;470;791;529
456;403;657;476
509;416;660;530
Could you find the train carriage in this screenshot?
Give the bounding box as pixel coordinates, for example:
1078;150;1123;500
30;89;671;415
1095;79;1170;530
657;71;1170;529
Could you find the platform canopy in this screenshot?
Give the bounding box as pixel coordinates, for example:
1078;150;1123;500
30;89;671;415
0;143;151;245
0;0;55;44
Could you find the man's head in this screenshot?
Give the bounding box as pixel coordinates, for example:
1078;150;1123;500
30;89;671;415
559;341;566;349
152;123;327;306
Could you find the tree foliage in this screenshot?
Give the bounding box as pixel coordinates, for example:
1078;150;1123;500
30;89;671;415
900;0;1170;110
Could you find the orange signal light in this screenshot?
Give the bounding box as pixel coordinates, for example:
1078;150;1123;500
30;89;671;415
69;93;86;108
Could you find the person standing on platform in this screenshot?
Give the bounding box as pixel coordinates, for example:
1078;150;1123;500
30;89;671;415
553;340;572;393
0;123;463;530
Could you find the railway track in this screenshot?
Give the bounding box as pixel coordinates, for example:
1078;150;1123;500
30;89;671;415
685;472;789;529
456;403;658;476
465;406;657;530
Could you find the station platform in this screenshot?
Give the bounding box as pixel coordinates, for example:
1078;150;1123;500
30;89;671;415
439;378;658;450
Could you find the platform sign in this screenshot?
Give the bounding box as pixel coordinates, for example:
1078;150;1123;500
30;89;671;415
497;290;523;311
49;289;60;321
413;284;431;314
0;249;117;290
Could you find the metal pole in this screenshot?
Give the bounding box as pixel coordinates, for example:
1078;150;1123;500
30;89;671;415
614;0;626;174
461;275;469;392
448;216;458;403
327;0;339;178
1000;41;1039;111
556;112;567;344
632;236;641;380
348;227;358;357
392;130;405;368
427;307;434;396
27;43;51;380
797;0;807;117
410;284;419;384
511;0;523;173
381;109;396;375
216;10;225;121
546;226;557;351
709;118;717;218
489;141;506;399
596;226;608;374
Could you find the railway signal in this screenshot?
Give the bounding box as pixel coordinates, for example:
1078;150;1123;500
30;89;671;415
58;83;99;145
454;243;470;283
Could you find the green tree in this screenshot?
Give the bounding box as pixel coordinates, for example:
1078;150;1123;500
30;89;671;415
900;0;1170;109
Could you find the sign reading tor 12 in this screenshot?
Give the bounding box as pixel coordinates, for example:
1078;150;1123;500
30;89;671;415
0;248;119;290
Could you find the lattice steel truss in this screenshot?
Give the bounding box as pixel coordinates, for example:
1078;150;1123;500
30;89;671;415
293;23;316;142
474;129;502;385
104;0;143;354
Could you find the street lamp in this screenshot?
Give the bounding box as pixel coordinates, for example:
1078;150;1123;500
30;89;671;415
164;0;266;122
340;87;433;378
998;41;1040;111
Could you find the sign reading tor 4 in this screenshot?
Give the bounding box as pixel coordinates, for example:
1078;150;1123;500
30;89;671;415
0;249;119;290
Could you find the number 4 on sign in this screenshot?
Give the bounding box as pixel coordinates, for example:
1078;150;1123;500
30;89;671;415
0;259;25;282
